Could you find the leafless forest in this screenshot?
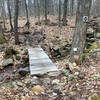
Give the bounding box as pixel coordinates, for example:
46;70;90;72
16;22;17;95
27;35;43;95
0;0;100;100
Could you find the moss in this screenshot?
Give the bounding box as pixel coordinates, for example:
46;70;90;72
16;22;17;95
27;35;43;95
91;42;99;49
66;47;71;52
23;49;28;55
84;48;90;53
86;43;92;49
54;57;66;62
0;38;7;44
85;42;99;52
80;54;86;62
91;94;100;100
4;47;19;59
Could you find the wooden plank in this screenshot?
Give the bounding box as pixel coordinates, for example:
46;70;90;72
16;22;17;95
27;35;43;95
28;48;58;75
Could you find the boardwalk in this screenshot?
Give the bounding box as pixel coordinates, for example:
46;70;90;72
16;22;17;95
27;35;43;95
28;48;58;75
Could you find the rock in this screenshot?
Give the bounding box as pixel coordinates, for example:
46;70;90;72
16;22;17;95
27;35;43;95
86;38;95;43
96;34;100;39
52;79;60;84
2;58;13;67
87;33;94;38
31;76;42;85
88;93;100;100
61;69;70;77
16;54;21;61
40;78;51;86
68;74;74;81
32;85;45;94
23;31;31;34
87;27;94;33
74;72;79;76
72;63;77;67
22;56;29;63
16;81;24;87
48;71;61;77
53;83;64;90
18;67;29;76
49;22;58;26
21;96;30;100
78;72;85;79
15;64;23;69
68;62;79;73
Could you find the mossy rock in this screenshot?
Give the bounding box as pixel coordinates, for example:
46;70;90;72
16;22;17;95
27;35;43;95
91;42;99;49
86;43;92;49
0;38;7;44
4;47;19;59
23;49;28;55
84;48;90;53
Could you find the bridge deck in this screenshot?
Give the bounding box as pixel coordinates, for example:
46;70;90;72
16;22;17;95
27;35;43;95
28;48;58;75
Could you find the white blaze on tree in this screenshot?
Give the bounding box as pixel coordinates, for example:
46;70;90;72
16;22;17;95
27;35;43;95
70;0;92;63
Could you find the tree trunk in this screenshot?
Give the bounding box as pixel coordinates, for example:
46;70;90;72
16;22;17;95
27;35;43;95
0;25;6;44
14;0;19;45
58;0;61;27
1;0;6;29
63;0;68;26
25;0;29;23
70;0;91;63
44;0;48;24
7;0;13;31
36;0;40;24
70;0;74;16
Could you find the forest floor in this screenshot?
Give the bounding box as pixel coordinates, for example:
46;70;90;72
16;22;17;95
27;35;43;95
0;15;100;100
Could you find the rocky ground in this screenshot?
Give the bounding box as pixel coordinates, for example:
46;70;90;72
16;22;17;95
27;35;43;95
0;16;100;100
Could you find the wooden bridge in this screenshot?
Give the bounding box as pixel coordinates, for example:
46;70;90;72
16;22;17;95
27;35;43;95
28;48;58;75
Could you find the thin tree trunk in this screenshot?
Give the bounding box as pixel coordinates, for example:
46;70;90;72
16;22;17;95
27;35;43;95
7;0;13;31
2;0;6;29
36;0;40;24
70;0;91;63
25;0;29;23
44;0;48;24
63;0;68;26
14;0;19;45
58;0;61;27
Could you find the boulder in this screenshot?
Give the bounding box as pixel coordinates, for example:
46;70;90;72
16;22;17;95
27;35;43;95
31;76;42;85
2;58;13;67
16;54;21;61
48;71;61;77
18;67;29;76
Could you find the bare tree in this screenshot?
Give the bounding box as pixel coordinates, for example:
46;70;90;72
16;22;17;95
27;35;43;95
25;0;29;24
36;0;41;24
63;0;68;26
58;0;61;27
7;0;13;31
14;0;19;45
44;0;48;24
70;0;92;63
1;0;6;29
70;0;74;16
